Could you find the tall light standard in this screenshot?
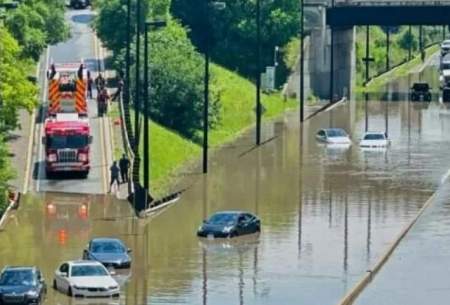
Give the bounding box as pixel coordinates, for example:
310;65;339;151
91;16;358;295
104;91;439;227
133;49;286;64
256;0;262;145
134;0;142;149
300;0;305;122
143;20;166;193
203;1;225;174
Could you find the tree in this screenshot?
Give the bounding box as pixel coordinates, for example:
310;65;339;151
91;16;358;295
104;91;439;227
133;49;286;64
171;0;300;78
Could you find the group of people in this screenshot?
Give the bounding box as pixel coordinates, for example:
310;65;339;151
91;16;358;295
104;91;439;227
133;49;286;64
109;154;130;193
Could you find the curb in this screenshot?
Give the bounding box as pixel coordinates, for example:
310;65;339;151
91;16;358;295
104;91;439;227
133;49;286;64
336;191;437;305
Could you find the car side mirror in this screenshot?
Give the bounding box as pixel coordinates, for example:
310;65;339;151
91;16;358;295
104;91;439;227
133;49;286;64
127;248;132;253
107;268;116;276
202;219;207;224
61;272;68;277
39;278;45;283
88;136;93;144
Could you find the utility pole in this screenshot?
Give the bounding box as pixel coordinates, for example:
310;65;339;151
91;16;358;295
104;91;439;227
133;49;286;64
256;0;262;145
300;0;305;122
329;0;335;104
365;25;370;84
386;27;390;71
408;25;412;61
134;0;142;149
125;0;131;108
143;20;167;192
203;0;210;174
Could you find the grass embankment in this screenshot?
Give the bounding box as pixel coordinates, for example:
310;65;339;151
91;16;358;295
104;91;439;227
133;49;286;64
356;44;440;93
111;64;298;196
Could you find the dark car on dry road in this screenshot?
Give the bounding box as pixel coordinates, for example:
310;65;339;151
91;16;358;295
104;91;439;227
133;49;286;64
0;266;46;305
83;238;132;269
197;211;261;238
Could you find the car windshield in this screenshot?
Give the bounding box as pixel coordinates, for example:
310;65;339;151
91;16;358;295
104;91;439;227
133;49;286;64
364;134;385;140
413;83;429;91
47;135;88;149
208;213;239;225
0;270;34;286
327;129;347;138
71;265;108;277
92;241;125;253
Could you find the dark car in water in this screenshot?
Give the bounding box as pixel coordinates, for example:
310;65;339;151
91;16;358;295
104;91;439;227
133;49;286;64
69;0;89;9
0;267;46;305
83;238;132;268
197;211;261;238
410;82;432;102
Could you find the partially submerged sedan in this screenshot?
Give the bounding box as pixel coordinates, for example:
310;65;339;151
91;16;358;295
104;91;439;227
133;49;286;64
316;128;351;145
359;132;390;148
197;211;261;238
83;238;132;269
0;266;46;305
53;261;120;298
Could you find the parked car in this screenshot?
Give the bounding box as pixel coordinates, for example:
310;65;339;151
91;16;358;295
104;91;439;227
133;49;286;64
83;238;132;269
410;83;432;102
0;266;46;305
197;211;261;238
316;128;351;144
70;0;89;9
441;39;450;56
53;261;120;298
359;132;390;148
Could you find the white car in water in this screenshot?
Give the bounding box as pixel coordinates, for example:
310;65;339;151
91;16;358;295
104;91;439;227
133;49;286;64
316;128;351;145
359;132;390;148
53;260;120;298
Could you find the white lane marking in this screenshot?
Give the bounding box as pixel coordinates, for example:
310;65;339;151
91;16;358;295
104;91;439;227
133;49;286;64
36;46;51;193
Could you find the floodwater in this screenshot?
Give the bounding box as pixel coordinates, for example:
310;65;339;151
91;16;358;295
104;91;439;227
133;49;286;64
1;29;449;305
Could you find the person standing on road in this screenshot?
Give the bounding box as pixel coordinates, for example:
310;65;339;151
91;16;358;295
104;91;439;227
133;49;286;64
109;161;120;193
87;70;93;99
95;73;106;92
119;154;130;183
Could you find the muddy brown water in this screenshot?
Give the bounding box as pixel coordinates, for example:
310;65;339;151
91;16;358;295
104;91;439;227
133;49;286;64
1;57;449;304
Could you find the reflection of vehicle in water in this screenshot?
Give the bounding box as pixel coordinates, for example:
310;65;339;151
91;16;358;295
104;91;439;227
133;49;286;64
44;194;91;245
199;234;260;255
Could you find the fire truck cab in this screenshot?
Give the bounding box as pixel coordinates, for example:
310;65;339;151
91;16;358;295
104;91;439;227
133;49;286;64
43;113;92;178
47;63;89;116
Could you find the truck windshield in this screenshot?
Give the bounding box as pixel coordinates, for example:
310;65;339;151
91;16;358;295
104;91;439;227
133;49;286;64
48;135;88;149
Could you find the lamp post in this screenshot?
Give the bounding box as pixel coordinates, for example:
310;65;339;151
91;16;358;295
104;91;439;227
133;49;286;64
203;1;225;174
134;0;142;150
300;0;304;122
143;20;166;193
256;0;262;145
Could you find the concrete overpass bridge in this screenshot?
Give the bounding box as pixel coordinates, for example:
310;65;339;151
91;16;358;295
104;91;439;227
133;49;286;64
290;0;450;101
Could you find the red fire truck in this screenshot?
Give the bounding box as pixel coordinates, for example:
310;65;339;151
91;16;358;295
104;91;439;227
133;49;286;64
43;114;92;178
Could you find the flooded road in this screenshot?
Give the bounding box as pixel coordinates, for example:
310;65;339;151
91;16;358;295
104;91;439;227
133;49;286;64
2;14;449;304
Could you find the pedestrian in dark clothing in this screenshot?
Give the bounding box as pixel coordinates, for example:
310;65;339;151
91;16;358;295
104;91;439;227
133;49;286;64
87;70;93;99
119;154;130;183
112;78;124;101
109;161;120;192
95;73;106;93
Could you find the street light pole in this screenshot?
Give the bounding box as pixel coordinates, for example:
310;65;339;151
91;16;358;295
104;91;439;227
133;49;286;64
300;0;304;123
256;0;262;145
203;0;210;174
125;0;131;108
134;0;142;150
143;20;167;192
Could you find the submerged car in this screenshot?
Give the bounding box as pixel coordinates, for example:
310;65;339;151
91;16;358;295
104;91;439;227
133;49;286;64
83;238;132;269
410;83;432;102
197;211;261;238
359;132;390;148
70;0;89;9
316;128;351;144
53;261;120;298
0;266;46;305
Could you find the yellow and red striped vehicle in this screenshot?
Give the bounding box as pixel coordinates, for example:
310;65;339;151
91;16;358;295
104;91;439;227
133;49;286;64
47;63;89;116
